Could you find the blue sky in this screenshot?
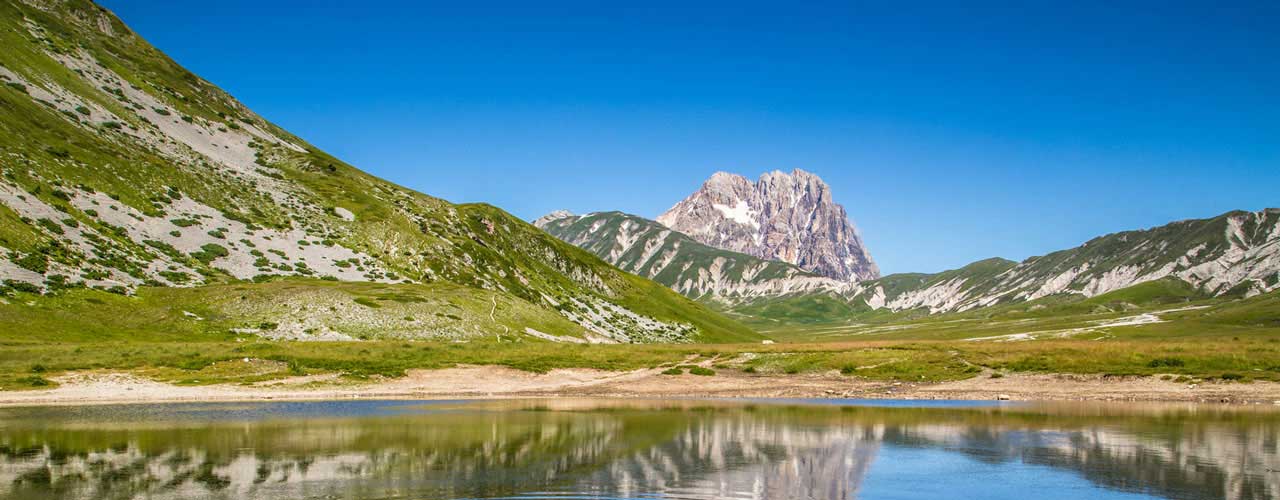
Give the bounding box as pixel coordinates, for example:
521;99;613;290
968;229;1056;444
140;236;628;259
100;1;1278;274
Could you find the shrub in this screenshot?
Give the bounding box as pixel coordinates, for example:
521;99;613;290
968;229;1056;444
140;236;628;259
36;218;64;235
3;279;41;294
159;271;190;283
81;269;109;280
75;105;90;115
688;367;715;376
190;243;229;264
18;376;50;387
1147;357;1185;368
12;253;48;273
660;367;683;375
44;274;79;291
170;218;197;227
100;121;122;130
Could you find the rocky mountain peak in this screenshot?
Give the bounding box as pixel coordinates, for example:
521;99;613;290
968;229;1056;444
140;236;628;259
706;171;750;184
533;210;577;227
657;169;879;282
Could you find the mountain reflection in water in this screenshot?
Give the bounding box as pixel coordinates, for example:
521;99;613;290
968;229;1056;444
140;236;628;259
0;399;1275;500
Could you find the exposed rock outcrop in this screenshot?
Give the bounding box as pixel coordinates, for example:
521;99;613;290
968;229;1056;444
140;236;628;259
657;169;879;282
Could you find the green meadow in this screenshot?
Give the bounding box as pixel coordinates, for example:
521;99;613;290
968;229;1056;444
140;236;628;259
2;279;1276;391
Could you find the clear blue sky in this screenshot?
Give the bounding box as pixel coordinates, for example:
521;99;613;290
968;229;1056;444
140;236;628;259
99;1;1278;275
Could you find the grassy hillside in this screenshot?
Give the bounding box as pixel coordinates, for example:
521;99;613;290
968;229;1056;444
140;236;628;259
761;282;1278;343
0;0;758;344
728;293;874;325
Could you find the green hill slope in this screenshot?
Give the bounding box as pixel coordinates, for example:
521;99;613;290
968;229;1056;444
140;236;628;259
0;0;758;344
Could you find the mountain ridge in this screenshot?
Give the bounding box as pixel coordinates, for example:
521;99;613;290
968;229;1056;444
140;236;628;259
539;205;1280;322
849;207;1280;314
535;210;848;301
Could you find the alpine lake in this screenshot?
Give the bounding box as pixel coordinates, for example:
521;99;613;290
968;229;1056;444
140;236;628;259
0;398;1274;500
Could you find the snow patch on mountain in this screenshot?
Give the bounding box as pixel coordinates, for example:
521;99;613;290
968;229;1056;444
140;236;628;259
712;200;759;228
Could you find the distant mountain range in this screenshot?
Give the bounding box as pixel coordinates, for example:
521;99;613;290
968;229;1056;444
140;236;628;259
539;170;1280;321
847;208;1280;313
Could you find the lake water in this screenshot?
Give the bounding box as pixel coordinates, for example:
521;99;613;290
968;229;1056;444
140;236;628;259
0;398;1275;500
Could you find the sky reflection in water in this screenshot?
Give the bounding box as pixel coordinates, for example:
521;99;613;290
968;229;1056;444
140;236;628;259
0;398;1274;500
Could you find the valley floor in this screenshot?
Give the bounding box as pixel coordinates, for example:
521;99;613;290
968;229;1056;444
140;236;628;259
3;365;1279;407
4;286;1277;406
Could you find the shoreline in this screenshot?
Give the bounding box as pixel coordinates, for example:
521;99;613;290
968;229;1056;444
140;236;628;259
2;366;1279;407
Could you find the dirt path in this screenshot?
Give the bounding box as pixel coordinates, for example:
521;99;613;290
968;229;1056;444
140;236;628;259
2;367;1278;407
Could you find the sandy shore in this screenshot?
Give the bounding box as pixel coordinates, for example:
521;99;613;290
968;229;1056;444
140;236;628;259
3;365;1279;407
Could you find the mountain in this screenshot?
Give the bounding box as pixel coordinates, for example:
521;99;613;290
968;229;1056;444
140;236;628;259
850;209;1280;314
656;169;879;282
0;0;759;344
541;203;1280;324
535;211;847;301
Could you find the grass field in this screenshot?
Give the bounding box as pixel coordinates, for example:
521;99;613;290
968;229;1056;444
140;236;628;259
1;281;1277;391
2;336;1276;391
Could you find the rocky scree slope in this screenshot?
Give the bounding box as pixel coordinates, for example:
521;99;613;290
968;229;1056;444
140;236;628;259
535;210;848;302
656;169;879;282
850;209;1280;314
0;0;758;343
